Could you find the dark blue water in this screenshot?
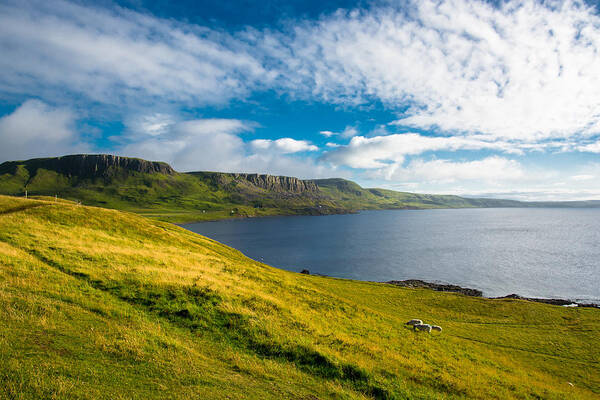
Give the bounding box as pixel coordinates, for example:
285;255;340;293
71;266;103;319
183;208;600;303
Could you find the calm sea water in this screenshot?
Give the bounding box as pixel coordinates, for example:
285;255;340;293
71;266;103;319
183;208;600;303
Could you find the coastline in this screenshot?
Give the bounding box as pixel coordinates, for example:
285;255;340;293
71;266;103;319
385;279;600;308
176;204;600;225
180;211;600;310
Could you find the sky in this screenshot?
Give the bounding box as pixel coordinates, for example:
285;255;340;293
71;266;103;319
1;0;600;200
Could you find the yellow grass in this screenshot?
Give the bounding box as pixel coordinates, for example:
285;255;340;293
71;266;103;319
0;195;598;399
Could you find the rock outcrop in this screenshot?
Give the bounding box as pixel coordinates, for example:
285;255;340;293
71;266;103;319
1;154;175;178
195;171;319;194
386;279;483;297
233;173;319;194
493;294;599;308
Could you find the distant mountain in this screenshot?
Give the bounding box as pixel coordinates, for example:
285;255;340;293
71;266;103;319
0;154;598;223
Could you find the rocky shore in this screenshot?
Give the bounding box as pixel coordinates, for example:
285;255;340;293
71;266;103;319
492;293;599;308
386;279;483;297
385;279;599;308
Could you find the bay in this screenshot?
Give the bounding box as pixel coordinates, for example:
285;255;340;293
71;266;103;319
183;208;600;303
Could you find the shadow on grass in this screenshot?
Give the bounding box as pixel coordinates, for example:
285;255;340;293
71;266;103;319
27;250;393;400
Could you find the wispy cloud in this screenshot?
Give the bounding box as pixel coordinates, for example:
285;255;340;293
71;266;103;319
265;0;600;142
250;138;318;154
577;140;600;153
319;130;335;137
322;133;522;169
0;0;269;108
381;156;526;183
368;160;600;201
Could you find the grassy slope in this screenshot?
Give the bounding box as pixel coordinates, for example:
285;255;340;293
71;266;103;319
1;194;598;399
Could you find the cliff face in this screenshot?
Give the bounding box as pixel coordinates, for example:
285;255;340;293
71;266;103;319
1;154;175;178
191;171;320;195
234;173;319;194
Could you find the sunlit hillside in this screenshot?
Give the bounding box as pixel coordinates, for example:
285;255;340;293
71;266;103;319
1;195;598;399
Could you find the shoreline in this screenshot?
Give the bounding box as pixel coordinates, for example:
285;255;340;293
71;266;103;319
385;279;600;308
179;218;600;310
177;205;600;225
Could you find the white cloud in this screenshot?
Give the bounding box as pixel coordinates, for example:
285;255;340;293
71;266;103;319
322;133;521;169
265;0;600;142
119;118;251;172
239;152;339;179
385;156;526;183
4;0;600;147
0;100;88;161
361;159;600;201
577;141;600;153
572;174;595;181
340;126;358;138
0;0;269;108
250;138;318;154
433;188;600;202
119;116;331;178
126;114;176;137
318;126;358;139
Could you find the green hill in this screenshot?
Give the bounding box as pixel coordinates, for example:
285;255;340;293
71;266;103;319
0;155;350;223
314;178;523;210
1;154;599;223
0;194;598;399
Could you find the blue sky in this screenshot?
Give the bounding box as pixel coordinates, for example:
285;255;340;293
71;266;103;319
1;0;600;200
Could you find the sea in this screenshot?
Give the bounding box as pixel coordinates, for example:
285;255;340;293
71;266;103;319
183;208;600;304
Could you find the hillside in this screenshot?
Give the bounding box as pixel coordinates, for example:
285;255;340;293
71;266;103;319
314;178;524;210
0;194;598;399
1;154;599;223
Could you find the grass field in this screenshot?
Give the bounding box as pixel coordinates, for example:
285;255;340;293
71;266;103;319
1;194;599;399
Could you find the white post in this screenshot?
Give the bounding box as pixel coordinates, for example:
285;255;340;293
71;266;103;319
25;190;27;199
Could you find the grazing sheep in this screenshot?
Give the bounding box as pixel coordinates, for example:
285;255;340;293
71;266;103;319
413;323;432;333
406;319;423;326
431;325;442;332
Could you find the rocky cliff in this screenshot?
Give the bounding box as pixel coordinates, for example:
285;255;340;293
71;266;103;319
192;171;320;195
234;173;319;194
0;154;175;178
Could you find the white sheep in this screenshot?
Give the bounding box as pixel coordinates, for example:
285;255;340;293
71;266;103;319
413;323;432;333
431;325;442;332
405;319;423;326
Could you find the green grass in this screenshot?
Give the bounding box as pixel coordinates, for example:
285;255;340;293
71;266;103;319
1;194;598;399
